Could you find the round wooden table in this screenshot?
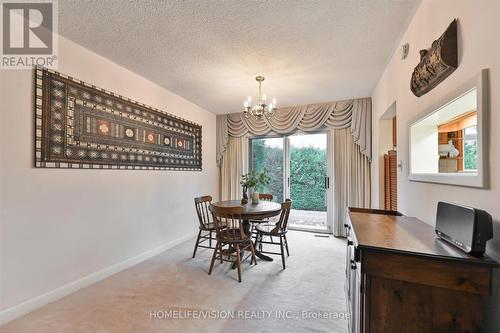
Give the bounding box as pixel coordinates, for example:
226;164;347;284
212;200;282;262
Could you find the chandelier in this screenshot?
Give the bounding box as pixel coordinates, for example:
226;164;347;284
243;76;277;120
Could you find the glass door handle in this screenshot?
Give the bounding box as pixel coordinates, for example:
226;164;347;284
324;176;329;206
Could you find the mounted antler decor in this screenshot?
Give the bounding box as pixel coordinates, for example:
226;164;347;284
410;19;458;97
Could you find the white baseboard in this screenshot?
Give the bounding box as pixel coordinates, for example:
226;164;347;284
0;232;196;326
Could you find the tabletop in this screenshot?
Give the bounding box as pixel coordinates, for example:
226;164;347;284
212;200;281;220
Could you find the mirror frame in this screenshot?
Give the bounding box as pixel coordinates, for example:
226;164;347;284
408;69;489;188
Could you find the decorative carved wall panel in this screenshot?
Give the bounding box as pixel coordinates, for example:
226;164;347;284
34;68;202;170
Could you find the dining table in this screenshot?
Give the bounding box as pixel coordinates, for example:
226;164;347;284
211;199;282;262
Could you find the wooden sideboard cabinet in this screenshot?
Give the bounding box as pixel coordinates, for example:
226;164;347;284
345;207;498;333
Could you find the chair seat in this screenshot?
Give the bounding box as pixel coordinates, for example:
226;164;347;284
200;221;227;231
218;229;252;243
200;222;217;230
250;215;279;224
255;223;285;235
249;219;274;225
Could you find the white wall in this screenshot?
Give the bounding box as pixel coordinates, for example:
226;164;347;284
371;0;500;330
0;35;218;322
377;118;394;207
410;123;438;173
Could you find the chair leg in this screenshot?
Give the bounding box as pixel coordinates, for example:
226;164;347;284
236;244;242;283
279;236;286;269
248;242;253;266
249;241;257;266
192;229;202;258
253;231;260;250
208;241;219;275
209;230;212;248
219;242;224;263
259;232;264;251
284;234;290;256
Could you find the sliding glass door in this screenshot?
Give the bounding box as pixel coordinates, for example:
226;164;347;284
286;133;329;232
250;137;284;203
249;132;332;233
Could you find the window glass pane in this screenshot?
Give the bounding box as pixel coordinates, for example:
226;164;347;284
251;138;283;202
463;125;477;171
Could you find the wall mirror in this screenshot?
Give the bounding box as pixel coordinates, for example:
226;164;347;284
409;69;489;188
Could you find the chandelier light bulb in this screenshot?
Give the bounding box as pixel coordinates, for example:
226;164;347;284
244;101;249;108
272;98;277;106
247;96;252;103
262;94;267;101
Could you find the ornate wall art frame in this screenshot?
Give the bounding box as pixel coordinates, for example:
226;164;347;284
34;68;202;170
410;19;458;97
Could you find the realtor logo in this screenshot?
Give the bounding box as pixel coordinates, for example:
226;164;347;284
1;0;58;69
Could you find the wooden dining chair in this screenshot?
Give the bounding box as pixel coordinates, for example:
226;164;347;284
259;193;273;201
254;199;292;269
209;205;257;282
192;195;218;258
250;193;274;231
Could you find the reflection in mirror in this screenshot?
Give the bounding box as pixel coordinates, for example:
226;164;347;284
410;88;477;174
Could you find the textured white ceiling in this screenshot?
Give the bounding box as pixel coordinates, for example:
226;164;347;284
59;0;418;114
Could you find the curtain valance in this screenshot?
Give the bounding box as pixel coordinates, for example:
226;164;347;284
216;97;371;165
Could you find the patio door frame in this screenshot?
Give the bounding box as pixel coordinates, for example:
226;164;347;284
248;131;333;234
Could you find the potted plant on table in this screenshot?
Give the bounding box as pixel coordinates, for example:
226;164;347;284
240;169;270;204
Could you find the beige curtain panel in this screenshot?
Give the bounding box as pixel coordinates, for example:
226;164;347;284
216;115;229;167
216;97;371;166
220;136;248;200
332;128;371;237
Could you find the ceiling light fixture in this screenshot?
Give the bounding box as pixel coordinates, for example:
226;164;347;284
243;76;277;120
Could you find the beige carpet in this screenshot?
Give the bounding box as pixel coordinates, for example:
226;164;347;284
0;231;348;333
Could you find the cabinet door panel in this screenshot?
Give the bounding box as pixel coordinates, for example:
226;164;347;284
368;275;482;333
